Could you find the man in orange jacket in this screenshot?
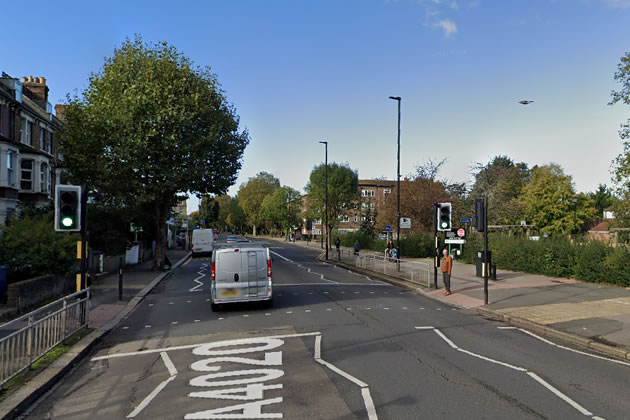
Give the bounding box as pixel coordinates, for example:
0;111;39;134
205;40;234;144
441;248;453;296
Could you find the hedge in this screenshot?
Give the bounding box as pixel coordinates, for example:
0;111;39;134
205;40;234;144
462;233;630;286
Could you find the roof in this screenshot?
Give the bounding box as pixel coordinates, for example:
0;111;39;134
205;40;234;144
589;220;616;232
358;179;396;188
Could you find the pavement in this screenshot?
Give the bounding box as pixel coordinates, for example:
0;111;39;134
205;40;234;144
266;236;630;361
0;248;191;420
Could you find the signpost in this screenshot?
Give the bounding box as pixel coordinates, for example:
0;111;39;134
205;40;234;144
457;228;465;238
399;217;411;229
385;225;391;232
460;217;472;223
445;238;465;244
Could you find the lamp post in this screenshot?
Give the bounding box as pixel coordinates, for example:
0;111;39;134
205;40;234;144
389;96;401;266
319;141;328;260
571;196;578;235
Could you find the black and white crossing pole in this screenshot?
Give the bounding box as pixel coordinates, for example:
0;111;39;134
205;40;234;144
389;96;401;266
319;141;328;260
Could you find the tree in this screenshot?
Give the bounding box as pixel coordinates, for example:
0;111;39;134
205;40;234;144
610;51;630;227
470;156;529;225
199;196;220;227
260;186;302;238
520;164;597;234
215;195;233;230
589;184;613;218
305;163;359;242
237;172;280;235
59;36;249;270
226;197;246;232
377;161;452;233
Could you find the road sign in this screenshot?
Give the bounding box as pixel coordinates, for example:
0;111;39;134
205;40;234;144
385;225;391;232
520;220;527;226
457;228;465;238
445;239;466;244
399;217;411;229
460;218;472;223
201;220;206;225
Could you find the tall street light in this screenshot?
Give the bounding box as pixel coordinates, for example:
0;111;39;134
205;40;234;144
319;141;328;260
389;96;401;264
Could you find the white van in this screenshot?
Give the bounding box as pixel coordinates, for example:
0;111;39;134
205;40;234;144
210;246;273;311
192;228;214;257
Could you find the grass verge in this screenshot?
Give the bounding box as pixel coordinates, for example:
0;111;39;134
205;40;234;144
0;327;94;403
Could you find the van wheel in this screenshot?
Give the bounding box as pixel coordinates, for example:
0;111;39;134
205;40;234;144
211;303;220;312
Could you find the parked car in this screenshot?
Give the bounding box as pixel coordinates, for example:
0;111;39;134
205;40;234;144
226;235;240;243
210;245;273;311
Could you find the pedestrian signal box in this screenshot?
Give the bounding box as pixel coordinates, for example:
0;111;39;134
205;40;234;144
55;185;81;232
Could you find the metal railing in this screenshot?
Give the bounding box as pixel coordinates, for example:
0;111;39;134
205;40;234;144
0;288;90;387
334;249;431;287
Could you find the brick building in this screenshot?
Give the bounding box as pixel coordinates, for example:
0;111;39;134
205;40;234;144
301;179;396;237
0;73;65;224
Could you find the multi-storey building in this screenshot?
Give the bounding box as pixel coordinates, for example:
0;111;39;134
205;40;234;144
0;73;64;224
301;179;396;237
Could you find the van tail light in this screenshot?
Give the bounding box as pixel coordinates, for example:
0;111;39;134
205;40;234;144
267;259;272;278
211;262;216;282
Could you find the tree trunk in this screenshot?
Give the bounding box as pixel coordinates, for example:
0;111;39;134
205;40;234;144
152;201;168;271
253;224;257;236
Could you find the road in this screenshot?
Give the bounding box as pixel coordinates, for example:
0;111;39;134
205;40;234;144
22;237;630;419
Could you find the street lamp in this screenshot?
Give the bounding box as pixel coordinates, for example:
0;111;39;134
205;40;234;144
571;196;578;235
389;96;401;265
319;141;328;260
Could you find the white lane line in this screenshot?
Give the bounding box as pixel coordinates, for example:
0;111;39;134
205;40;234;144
497;326;517;330
361;388;378;420
315;357;368;388
314;335;322;359
91;332;322;361
269;250;293;262
514;328;630;367
160;352;178;376
126;376;176;418
417;327;600;418
527;372;592;416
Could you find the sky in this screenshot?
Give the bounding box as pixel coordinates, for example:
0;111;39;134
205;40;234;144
3;0;630;215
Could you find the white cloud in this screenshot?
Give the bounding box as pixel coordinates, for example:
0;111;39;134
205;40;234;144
435;18;458;37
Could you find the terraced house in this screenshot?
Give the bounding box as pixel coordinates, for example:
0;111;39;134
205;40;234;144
0;73;65;224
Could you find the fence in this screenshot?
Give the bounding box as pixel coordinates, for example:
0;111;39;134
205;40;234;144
334;249;431;287
0;289;90;387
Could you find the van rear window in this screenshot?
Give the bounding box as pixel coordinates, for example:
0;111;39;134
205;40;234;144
217;252;241;271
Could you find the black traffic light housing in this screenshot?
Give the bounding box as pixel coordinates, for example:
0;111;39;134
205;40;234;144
474;198;486;232
55;185;81;232
437;202;452;232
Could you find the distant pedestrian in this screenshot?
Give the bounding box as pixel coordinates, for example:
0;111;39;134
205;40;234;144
335;237;341;260
353;240;360;256
441;249;453;295
386;240;395;261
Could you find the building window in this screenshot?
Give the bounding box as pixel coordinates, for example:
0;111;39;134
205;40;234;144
353;216;358;223
361;202;374;209
339;215;350;223
361;190;375;197
40;129;45;150
21;118;33;146
20;159;33;190
7;151;15;186
40;162;48;193
313;219;322;225
383;189;392;195
47;132;53;154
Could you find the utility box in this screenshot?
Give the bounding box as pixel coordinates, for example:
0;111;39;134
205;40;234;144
476;250;492;278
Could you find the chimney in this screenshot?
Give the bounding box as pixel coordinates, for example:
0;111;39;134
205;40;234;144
22;75;49;106
55;104;66;121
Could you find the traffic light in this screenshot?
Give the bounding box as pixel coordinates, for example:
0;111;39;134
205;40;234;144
474;198;486;232
55;185;81;232
437;202;452;232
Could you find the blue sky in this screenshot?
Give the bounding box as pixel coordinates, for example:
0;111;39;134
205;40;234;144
4;0;630;214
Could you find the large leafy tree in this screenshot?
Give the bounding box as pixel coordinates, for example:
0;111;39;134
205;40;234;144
470;156;529;225
305;163;359;242
60;36;249;269
589;184;613;218
237;172;280;235
520;164;597;234
260;186;302;237
610;51;630;226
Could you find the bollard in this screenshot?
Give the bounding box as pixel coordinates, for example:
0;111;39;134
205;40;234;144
118;256;123;301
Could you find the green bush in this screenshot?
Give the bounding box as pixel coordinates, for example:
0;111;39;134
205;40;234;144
460;232;629;286
337;231;434;258
0;212;79;282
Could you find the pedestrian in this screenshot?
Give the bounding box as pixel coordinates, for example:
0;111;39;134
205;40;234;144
335;237;341;260
353;240;360;256
386;240;394;261
441;248;453;296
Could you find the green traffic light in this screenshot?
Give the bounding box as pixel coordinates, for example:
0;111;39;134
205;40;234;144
61;217;74;227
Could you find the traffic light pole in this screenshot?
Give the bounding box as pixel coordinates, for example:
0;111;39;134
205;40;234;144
483;194;488;305
80;185;88;291
433;203;438;289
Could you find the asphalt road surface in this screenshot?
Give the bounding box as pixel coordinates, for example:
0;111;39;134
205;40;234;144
22;237;630;419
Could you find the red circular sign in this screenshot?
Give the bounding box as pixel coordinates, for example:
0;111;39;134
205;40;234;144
457;228;465;238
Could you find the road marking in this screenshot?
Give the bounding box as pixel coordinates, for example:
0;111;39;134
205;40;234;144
183;257;192;265
416;327;600;418
305;310;311;313
497;326;517;330
171;321;178;325
269;250;293;262
513;328;630;367
265;313;271;316
194;319;200;323
402;307;408;310
218;318;224;320
144;325;151;328
189;263;207;292
122;326;129;330
326;308;332;311
148;303;154;307
126;352;179;418
91;332;323;361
